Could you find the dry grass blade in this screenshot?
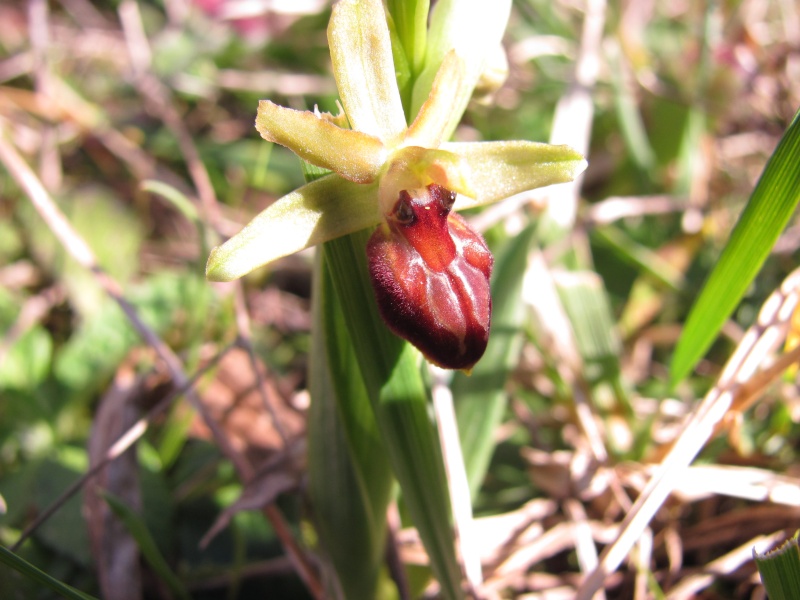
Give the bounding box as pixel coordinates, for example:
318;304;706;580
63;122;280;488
577;267;800;598
665;532;785;599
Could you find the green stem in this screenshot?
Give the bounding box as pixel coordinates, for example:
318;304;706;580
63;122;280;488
323;229;463;599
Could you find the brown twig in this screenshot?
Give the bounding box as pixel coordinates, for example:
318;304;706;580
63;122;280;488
262;504;323;600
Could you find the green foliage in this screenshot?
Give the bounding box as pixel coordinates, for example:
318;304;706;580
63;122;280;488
755;533;800;600
0;544;98;600
671;107;800;384
104;492;191;600
2;0;799;598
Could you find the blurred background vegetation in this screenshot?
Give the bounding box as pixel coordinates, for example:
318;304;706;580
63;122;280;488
1;0;799;598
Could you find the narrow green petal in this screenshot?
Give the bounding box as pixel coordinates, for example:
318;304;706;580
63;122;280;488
256;101;386;184
444;141;587;210
328;0;407;141
404;51;464;149
205;175;380;282
411;0;512;138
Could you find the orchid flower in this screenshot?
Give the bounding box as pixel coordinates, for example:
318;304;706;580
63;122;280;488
206;0;587;370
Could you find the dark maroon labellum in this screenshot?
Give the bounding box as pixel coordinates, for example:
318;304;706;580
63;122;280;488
367;184;493;371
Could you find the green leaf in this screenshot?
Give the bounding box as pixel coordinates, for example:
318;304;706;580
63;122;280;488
607;41;656;177
453;223;535;496
0;545;98;600
307;252;393;600
141;179;212;263
323;229;462;599
670;107;800;385
754;533;800;600
592;225;683;292
0;326;52;392
103;492;191;600
556;272;623;387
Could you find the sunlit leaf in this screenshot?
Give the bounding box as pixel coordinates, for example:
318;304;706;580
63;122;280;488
671;107;800;385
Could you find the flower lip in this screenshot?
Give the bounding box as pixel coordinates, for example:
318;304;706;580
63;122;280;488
388;185;457;273
367;184;494;371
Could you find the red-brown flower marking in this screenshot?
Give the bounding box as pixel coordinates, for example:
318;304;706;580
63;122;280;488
367;184;493;371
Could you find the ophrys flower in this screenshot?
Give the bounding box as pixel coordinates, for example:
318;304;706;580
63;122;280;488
206;0;587;370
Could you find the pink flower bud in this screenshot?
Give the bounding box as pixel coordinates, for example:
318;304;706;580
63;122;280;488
367;184;493;371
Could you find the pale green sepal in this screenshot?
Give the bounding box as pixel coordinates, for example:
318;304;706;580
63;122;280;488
444;141;588;210
256;100;386;184
411;0;512;138
329;0;408;142
206;175;380;281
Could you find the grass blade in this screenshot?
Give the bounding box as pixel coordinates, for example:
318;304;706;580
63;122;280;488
452;223;535;496
556;271;623;389
103;492;190;600
0;545;99;600
754;534;800;600
670;107;800;384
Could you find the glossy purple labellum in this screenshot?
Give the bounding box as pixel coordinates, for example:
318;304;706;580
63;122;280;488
367;184;493;371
